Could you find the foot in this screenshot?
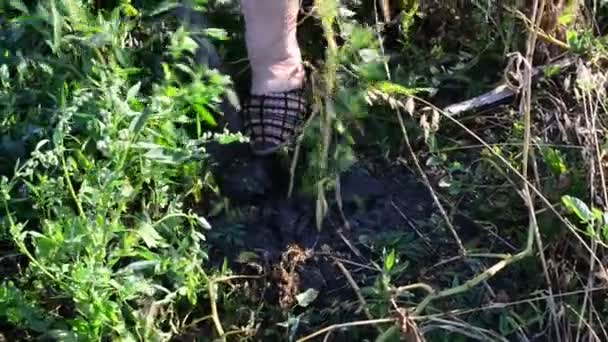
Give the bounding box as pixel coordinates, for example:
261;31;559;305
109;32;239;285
241;88;308;156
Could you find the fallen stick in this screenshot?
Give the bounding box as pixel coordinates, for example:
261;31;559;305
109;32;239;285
296;318;396;342
334;259;378;329
443;56;578;116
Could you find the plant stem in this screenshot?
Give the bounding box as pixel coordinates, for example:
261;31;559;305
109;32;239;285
334;260;380;332
413;249;531;316
314;0;339;229
2;198;60;283
61;151;85;219
207;280;226;341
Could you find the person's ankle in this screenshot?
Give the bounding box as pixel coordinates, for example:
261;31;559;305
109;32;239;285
250;63;305;96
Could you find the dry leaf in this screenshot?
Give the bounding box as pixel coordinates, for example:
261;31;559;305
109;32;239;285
431;108;440;131
420;113;430;142
405;97;415;116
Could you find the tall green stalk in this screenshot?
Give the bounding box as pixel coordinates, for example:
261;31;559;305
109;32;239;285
314;0;339;229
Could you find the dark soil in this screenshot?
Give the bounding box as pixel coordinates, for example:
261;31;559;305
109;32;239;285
199;142;494;339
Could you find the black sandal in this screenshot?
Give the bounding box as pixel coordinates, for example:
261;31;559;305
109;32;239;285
241;88;308;156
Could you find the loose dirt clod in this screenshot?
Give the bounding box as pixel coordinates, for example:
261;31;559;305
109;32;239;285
275;245;313;310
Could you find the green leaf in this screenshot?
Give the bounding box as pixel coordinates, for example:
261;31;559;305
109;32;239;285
9;0;29;13
558;0;578;26
138;223;166;248
195;215;211;230
204;28;228;41
543;65;562;78
602;213;608;242
215;131;247;145
385;249;396;271
223;87;240;110
193;104;217;127
562;195;593;223
295;288;319;307
49;0;62;54
349;25;375;50
181;36;199;55
354;62;387;82
146;1;180;17
127;82;141;101
499;313;509;335
0;283;55;333
44;330;78;342
359;48;381;63
122;3;139;17
316;0;338;21
375;81;433;97
119;260;160;274
592;208;603;221
541;148;567;176
129;109;152;136
143;148;177;164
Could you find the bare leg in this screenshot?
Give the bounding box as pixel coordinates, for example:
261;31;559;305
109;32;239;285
241;0;305;95
240;0;308;156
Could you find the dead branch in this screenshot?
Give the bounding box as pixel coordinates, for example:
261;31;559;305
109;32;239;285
390;200;436;253
443;57;578;116
334;259;379;331
296;318;396;342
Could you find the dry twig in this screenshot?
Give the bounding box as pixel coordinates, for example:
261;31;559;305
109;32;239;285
296;318;396;342
334;259;380;332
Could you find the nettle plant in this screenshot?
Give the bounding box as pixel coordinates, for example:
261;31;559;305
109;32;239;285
301;0;433;227
300;1;407;223
1;1;236;340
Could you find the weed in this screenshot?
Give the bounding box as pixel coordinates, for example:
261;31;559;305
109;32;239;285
1;0;607;341
0;1;237;339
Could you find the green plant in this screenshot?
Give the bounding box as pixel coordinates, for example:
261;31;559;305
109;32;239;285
562;196;608;243
0;1;239;340
2;0;607;341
